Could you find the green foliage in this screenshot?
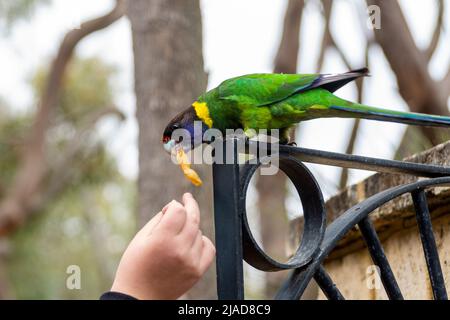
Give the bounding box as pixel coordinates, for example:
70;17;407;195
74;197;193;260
0;0;50;30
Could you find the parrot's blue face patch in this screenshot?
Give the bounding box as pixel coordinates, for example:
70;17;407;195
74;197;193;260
183;121;209;148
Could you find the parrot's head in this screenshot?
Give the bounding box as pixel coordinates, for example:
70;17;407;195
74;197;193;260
162;105;210;153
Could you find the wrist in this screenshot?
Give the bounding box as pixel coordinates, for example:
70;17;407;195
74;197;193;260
111;279;162;300
100;291;138;300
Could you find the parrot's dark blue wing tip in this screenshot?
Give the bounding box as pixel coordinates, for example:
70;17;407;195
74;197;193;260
349;67;370;76
311;67;370;93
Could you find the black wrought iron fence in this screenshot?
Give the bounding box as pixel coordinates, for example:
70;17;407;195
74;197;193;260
212;139;450;300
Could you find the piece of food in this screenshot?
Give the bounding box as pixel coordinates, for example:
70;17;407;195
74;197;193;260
176;148;202;187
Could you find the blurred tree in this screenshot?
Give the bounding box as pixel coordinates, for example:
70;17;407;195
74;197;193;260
0;56;131;299
127;0;215;299
0;0;128;298
7;179;135;299
366;0;450;158
0;0;50;31
0;0;125;236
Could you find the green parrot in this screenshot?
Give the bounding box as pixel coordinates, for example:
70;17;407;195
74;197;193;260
162;68;450;152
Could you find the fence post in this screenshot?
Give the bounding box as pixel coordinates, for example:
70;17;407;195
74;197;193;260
212;139;244;300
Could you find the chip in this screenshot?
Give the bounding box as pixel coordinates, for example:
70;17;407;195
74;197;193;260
176;148;203;187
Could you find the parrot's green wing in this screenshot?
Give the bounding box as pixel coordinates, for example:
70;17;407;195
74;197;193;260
216;69;369;107
217;73;319;107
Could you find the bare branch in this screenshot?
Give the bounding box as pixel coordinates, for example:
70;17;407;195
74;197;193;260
425;0;444;61
320;0;359;72
316;0;333;72
328;34;352;71
443;70;450;95
273;0;305;73
0;1;125;237
365;0;444;115
367;0;449;152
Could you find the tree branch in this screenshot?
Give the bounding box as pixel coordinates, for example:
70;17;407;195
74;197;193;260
367;0;449;150
0;0;125;237
320;0;363;72
316;0;333;71
443;70;450;96
366;0;444;115
273;0;305;73
424;0;444;61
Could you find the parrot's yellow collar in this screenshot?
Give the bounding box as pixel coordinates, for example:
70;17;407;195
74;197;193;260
192;101;213;128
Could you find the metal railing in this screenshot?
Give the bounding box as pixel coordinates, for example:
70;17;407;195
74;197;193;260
212;139;450;300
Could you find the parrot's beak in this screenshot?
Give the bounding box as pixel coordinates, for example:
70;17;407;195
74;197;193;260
164;139;193;156
163;139;177;153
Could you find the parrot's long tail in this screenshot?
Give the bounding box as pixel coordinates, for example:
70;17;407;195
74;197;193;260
329;104;450;127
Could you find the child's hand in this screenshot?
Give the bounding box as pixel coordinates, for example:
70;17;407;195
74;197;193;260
111;193;216;299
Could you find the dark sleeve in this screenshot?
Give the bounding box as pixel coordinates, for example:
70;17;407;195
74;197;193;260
100;291;138;300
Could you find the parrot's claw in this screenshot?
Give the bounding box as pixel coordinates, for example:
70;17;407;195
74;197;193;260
287;141;297;147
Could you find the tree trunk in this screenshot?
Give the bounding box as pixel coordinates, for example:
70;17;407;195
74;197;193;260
127;0;215;299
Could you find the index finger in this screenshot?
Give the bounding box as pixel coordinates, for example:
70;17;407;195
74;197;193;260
182;193;200;226
139;211;164;237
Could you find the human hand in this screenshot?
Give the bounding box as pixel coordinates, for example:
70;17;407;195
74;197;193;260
111;193;216;299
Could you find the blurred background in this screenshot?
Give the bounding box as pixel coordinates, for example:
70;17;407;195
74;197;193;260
0;0;448;299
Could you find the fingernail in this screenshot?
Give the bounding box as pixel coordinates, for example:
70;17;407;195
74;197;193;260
171;199;182;207
162;200;174;214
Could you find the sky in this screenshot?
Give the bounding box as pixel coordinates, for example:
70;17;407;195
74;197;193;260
0;0;449;202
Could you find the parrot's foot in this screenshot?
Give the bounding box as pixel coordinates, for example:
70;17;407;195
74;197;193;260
279;136;296;146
